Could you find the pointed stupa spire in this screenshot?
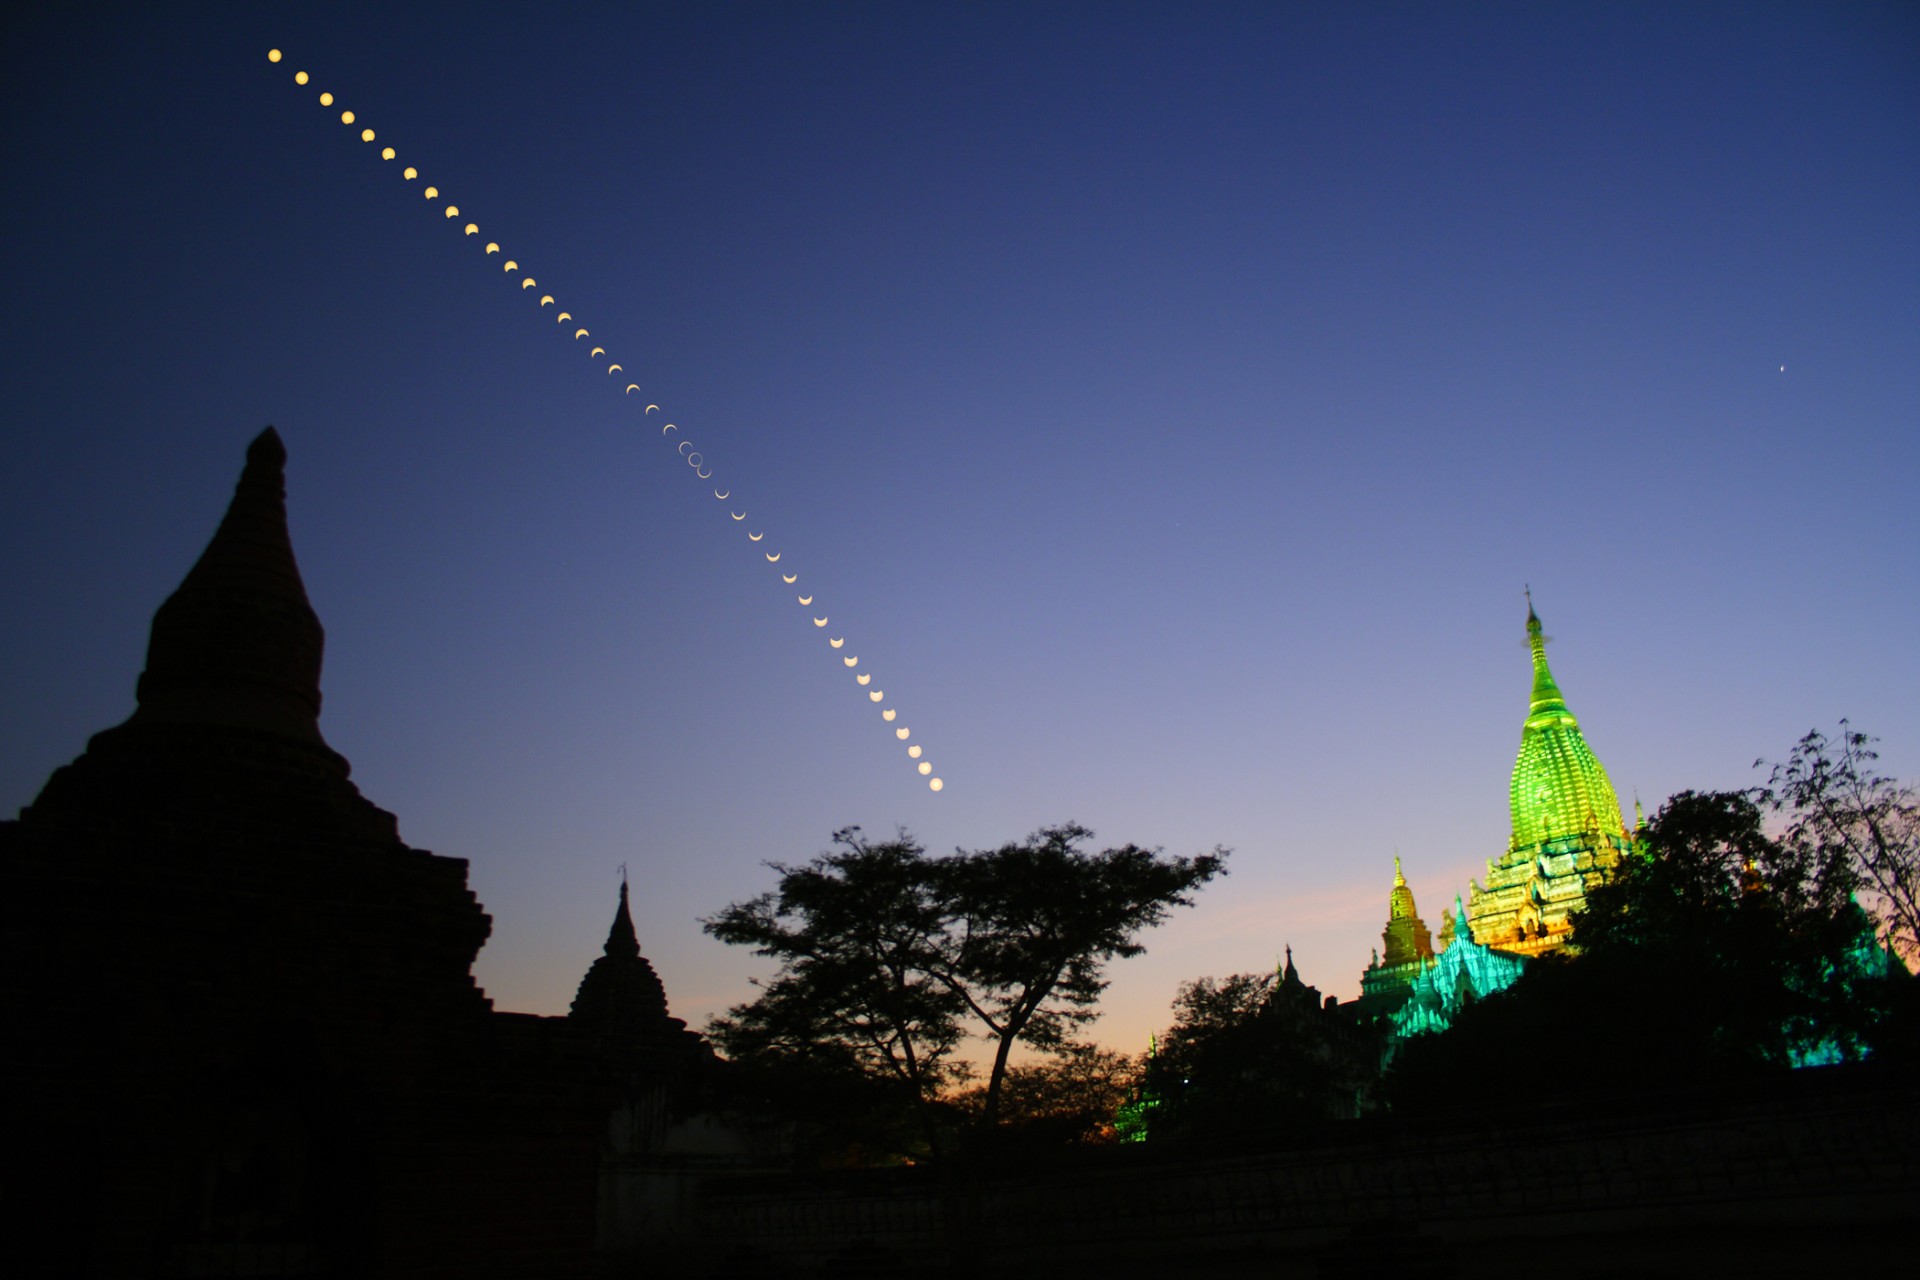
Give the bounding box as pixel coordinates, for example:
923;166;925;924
570;877;671;1034
1524;591;1572;730
603;879;640;959
1381;857;1433;964
1508;595;1626;849
130;427;328;743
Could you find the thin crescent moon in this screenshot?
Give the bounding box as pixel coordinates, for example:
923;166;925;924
626;384;640;394
542;295;555;306
645;404;659;413
765;552;781;563
814;617;829;627
798;595;813;605
686;452;702;468
782;574;797;584
696;466;711;479
731;511;745;520
575;328;590;339
829;638;844;649
748;532;763;542
662;423;678;435
678;440;694;456
714;488;729;499
590;347;605;358
608;364;623;375
557;312;572;322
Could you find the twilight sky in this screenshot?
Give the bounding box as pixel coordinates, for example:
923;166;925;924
3;2;1915;1059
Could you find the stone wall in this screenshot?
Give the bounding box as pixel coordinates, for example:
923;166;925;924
639;1068;1917;1279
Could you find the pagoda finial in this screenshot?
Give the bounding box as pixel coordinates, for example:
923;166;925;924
1523;595;1571;727
1393;853;1405;887
603;878;640;958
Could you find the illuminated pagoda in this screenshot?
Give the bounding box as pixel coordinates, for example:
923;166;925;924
1466;596;1630;955
1356;857;1436;1018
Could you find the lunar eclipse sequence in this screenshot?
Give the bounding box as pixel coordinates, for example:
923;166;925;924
266;48;942;793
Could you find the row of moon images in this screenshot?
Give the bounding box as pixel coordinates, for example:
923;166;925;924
268;49;941;791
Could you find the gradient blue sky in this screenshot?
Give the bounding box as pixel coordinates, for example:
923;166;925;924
4;2;1915;1059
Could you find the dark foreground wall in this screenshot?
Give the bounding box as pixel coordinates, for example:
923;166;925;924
633;1068;1917;1279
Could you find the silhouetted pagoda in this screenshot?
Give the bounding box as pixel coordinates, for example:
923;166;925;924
0;429;622;1277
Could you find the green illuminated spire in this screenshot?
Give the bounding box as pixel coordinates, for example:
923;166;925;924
1508;596;1626;850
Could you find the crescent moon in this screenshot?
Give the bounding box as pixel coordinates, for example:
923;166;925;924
748;532;763;542
765;552;781;563
696;466;711;479
843;657;859;668
464;224;478;235
504;261;519;272
486;243;500;254
627;385;641;395
731;511;745;520
856;674;871;686
814;617;829;627
678;440;694;456
797;595;812;605
557;312;572;322
608;364;623;375
542;296;556;307
686;452;702;468
645;404;659;413
782;574;797;584
521;279;537;289
590;347;605;358
662;423;678;435
829;638;844;649
714;488;729;499
574;329;589;339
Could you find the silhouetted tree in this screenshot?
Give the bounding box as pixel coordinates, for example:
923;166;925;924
704;823;1225;1155
704;829;967;1159
1143;966;1383;1142
1763;723;1920;967
1579;789;1889;1063
948;1042;1142;1148
936;823;1226;1125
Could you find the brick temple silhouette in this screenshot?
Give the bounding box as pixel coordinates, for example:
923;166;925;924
1;429;707;1278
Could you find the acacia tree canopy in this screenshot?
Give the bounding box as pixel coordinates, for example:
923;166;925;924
703;823;1226;1148
702;828;968;1157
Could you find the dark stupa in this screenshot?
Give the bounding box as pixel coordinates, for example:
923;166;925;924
2;430;613;1278
572;879;674;1032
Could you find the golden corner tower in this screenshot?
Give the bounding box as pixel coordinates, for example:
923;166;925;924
1466;594;1631;955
